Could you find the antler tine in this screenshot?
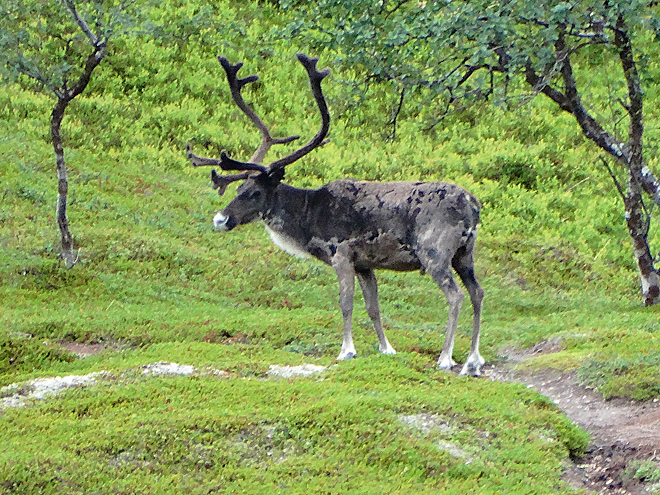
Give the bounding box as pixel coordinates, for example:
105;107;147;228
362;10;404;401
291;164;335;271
218;56;300;164
210;169;253;197
187;143;220;167
217;150;268;172
186;144;267;172
267;53;331;171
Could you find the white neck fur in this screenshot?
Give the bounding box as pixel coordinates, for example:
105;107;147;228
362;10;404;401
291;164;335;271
264;226;310;259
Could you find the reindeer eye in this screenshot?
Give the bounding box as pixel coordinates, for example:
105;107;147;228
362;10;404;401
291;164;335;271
250;190;262;199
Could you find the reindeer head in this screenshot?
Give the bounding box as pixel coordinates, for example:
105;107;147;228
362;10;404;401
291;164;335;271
210;167;285;231
187;54;330;232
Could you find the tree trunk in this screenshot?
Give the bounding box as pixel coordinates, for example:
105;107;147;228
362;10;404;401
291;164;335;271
624;158;660;306
524;23;660;305
615;14;660;305
51;97;76;268
47;48;106;268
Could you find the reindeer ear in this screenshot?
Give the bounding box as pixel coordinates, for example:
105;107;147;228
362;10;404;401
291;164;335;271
267;167;285;184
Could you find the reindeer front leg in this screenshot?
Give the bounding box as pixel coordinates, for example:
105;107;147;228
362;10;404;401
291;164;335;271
356;268;396;355
332;247;357;360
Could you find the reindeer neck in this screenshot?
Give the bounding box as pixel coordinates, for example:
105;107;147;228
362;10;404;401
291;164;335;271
263;182;319;235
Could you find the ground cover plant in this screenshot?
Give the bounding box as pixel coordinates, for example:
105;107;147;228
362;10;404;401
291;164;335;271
1;0;660;493
0;351;588;494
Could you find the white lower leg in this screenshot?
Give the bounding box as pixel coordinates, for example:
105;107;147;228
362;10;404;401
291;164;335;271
460;309;484;376
436;273;462;371
374;320;395;355
379;338;396;355
337;340;357;360
438;348;456;370
337;316;357;360
459;351;484;376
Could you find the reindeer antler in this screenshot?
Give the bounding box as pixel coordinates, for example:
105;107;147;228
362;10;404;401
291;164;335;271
267;54;331;171
187;53;331;193
186;144;266;196
186;144;266;172
187;144;266;196
210;169;253;196
218;56;301;165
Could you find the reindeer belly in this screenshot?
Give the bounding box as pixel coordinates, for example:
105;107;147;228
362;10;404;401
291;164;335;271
303;229;421;271
352;230;422;271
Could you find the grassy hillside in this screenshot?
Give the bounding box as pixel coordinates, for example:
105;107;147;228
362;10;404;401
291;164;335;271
1;0;659;492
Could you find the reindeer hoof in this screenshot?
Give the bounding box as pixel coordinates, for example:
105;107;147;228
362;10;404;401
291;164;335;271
437;355;456;371
379;344;396;355
459;363;481;377
459;352;485;376
337;350;356;360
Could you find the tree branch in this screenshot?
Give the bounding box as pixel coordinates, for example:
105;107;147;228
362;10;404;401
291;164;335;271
65;45;106;101
384;0;412;20
63;0;100;47
13;55;64;97
387;86;405;141
600;156;626;203
522;31;630;164
523;61;568;108
423;96;452;132
614;14;643;162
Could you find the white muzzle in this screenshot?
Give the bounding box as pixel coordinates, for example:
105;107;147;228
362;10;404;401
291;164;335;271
213;212;229;231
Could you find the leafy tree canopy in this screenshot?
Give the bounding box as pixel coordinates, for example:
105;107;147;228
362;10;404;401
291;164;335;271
282;0;659;108
0;0;139;98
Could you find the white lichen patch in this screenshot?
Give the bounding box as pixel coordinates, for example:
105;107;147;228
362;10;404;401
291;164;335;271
1;362;322;412
1;372;107;409
142;362;196;376
436;440;474;464
1;362;197;410
398;414;454;435
267;364;326;378
399;414;474;464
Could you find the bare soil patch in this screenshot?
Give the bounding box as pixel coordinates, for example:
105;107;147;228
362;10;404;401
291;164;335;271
59;342;108;358
485;339;660;495
58;340;137;358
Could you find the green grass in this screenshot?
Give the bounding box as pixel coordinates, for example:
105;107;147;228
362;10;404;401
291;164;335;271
0;348;587;494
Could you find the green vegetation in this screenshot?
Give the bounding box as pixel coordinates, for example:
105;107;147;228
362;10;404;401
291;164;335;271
626;459;660;484
0;351;589;494
1;0;659;492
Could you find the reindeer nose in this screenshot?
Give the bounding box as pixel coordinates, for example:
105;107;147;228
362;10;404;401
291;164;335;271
213;212;233;231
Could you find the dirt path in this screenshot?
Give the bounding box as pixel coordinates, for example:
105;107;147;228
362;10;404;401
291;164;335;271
485;340;660;495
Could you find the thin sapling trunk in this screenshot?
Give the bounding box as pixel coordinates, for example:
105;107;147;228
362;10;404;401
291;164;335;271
51;98;76;267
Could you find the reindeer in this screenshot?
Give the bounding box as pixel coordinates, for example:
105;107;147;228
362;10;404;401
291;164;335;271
187;54;485;376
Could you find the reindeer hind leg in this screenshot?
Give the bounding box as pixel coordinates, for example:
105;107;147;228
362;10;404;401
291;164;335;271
416;232;465;371
451;239;485;376
433;271;464;370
